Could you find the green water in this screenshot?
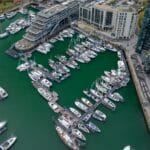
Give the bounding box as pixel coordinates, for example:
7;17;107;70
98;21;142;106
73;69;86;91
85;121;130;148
0;13;150;150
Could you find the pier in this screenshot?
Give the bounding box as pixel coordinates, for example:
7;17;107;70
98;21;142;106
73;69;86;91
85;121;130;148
79;84;123;122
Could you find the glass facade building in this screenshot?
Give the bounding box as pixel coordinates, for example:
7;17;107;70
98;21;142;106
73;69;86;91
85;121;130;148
136;2;150;73
79;4;114;30
136;2;150;53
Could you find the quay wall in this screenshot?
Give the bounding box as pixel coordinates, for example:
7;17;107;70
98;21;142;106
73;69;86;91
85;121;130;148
124;50;150;132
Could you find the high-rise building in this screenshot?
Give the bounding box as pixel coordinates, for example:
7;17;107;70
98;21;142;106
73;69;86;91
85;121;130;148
141;50;150;73
136;2;150;73
136;2;150;53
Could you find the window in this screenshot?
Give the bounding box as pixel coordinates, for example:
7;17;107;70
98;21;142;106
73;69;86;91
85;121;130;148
105;11;113;26
94;9;100;24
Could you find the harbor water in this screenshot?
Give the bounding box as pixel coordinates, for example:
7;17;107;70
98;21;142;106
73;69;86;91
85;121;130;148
0;10;150;150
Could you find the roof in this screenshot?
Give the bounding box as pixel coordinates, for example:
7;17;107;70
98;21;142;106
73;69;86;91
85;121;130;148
38;0;78;18
94;3;113;11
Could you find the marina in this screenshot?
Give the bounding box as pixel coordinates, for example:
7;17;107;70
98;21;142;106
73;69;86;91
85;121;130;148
0;2;150;150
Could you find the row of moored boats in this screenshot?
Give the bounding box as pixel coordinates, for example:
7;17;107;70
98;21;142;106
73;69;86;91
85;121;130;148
0;8;36;39
15;28;129;150
55;46;130;150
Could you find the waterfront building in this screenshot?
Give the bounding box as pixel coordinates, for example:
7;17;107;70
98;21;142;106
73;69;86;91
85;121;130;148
15;0;80;51
79;3;114;31
79;2;137;39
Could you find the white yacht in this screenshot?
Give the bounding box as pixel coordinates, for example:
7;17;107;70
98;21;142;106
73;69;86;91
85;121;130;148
101;75;111;83
90;89;103;99
91;46;101;53
16;19;29;28
58;118;70;129
18;8;28;15
0;14;5;20
101;82;111;90
48;102;60;113
102;98;116;111
98;46;106;52
117;51;122;59
108;93;119;102
95;82;107;94
67;49;76;56
56;126;79;150
80;53;91;63
72;129;86;141
93;110;107;121
86;122;101;133
87;51;96;59
40;78;52;88
81;97;93;108
49;38;57;43
16;62;30;72
90;50;97;56
79;34;85;39
108;92;124;102
75;101;88;112
83;90;97;102
0;136;17;150
0;87;8;99
0;121;7;134
105;44;117;52
71;60;78;66
78;123;90;133
6;11;17;19
28;72;40;81
75;56;85;64
123;145;132;150
0;121;7;129
69;107;81;118
37;88;57;102
104;71;111;77
66;61;76;69
118;60;126;71
55;35;64;41
36;42;52;54
0;32;9;39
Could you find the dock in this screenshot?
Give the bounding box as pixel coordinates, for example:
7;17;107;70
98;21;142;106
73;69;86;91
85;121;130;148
79;85;121;122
